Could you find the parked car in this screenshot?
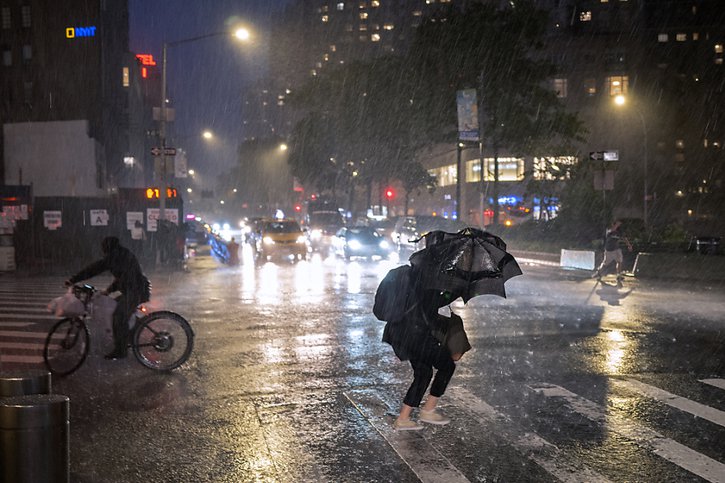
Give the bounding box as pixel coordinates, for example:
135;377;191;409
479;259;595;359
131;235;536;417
392;215;468;255
332;226;393;260
254;219;309;262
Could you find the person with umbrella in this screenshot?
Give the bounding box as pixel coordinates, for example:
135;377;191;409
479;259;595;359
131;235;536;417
381;227;522;431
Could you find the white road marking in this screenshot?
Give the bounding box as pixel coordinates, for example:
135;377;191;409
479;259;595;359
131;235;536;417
531;383;725;483
0;341;45;350
613;378;725;428
0;354;43;364
0;314;58;320
0;330;50;339
0;322;34;327
449;386;612;483
700;379;725;391
345;389;470;483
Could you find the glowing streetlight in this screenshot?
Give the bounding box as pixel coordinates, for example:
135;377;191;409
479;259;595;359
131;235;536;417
202;130;213;140
234;27;251;41
279;143;288;151
188;169;195;176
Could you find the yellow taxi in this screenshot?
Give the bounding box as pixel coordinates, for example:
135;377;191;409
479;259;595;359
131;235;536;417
254;219;309;262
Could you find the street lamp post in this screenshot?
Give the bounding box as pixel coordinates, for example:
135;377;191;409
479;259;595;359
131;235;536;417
157;27;251;224
614;95;648;231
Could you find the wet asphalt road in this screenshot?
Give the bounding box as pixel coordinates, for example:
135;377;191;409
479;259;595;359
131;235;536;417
1;244;725;482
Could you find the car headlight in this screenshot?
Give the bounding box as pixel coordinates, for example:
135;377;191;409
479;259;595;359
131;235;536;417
310;229;322;240
348;239;362;250
379;240;389;249
263;236;275;245
296;235;307;244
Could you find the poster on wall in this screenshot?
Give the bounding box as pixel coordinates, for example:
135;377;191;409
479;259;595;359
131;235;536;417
126;211;144;230
90;209;109;226
44;211;62;230
146;208;178;232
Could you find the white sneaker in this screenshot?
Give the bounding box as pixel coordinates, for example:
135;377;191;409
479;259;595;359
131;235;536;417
419;409;450;425
393;419;424;431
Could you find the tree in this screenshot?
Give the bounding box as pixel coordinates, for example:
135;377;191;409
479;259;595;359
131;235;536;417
409;1;586;225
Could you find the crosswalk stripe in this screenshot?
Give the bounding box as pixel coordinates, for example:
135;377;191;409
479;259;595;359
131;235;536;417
0;341;45;350
449;387;612;483
700;379;725;391
0;354;43;364
0;314;57;320
0;322;35;327
345;389;470;483
0;330;50;339
531;383;725;483
613;378;725;428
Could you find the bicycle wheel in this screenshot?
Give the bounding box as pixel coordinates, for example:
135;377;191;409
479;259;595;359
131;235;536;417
132;311;194;371
43;317;90;376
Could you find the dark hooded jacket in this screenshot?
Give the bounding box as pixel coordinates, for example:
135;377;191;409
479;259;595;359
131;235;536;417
382;266;452;361
69;237;150;301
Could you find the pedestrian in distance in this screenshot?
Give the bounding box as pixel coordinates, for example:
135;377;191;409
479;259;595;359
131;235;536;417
593;219;633;280
227;237;240;265
130;220;146;258
375;264;469;431
66;236;151;359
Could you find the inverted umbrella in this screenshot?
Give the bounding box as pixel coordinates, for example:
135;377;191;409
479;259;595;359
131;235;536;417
408;227;522;302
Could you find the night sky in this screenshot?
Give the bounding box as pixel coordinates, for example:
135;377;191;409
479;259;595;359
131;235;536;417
129;0;292;182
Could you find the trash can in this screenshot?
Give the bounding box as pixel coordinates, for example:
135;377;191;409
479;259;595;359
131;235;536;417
0;370;52;397
694;236;721;255
0;394;70;483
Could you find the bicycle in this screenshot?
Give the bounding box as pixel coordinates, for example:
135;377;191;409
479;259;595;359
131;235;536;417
43;284;194;376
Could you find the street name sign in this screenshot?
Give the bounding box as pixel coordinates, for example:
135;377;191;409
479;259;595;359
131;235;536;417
589;150;619;161
151;147;176;157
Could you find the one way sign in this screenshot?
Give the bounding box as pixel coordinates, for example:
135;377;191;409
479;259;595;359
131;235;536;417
589;150;619;161
151;147;176;157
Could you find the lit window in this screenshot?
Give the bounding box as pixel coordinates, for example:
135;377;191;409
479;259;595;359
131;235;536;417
600;0;609;2
533;157;577;180
337;3;344;10
412;10;423;16
1;7;10;29
584;78;596;95
122;67;130;87
315;61;322;68
359;24;367;31
330;44;337;52
676;33;687;41
552;78;567;98
321;15;329;22
372;24;379;30
2;47;11;66
693;32;699;40
371;0;380;6
716;58;723;65
606;75;629;96
359;35;367;41
580;11;592;22
21;5;30;27
323;53;329;61
360;12;368;19
383;23;394;30
22;44;31;62
371;33;380;42
658;33;668;42
675;139;685;149
466;158;524;182
715;44;724;54
359;1;366;8
426;0;436;4
428;165;457;187
321;5;328;12
311;69;317;76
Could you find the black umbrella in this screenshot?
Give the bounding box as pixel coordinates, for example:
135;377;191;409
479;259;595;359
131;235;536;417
408;227;522;302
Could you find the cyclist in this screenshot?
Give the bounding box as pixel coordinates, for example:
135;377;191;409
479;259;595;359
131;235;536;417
66;236;150;360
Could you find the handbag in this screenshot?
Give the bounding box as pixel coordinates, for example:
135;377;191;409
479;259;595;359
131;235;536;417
431;310;472;357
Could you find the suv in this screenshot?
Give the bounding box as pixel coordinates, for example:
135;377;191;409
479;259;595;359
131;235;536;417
305;210;346;253
392;215;468;256
254;219;309;262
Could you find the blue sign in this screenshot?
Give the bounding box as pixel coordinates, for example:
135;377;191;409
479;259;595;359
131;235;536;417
66;26;97;38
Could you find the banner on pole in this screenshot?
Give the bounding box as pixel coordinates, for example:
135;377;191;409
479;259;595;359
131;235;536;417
457;89;480;142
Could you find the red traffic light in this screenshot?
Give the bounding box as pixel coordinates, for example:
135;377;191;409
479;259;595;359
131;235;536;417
385;188;395;200
294;204;302;212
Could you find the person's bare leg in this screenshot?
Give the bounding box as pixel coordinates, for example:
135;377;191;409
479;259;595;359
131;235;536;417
396;403;415;422
422;395;439;412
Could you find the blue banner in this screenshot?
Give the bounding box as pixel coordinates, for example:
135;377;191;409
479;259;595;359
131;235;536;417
456;89;479;142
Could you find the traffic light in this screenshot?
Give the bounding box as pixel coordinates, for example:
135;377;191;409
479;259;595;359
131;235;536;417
294;204;302;212
145;187;177;199
385;188;395;200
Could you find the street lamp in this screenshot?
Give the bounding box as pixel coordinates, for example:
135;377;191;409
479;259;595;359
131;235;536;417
158;27;252;223
614;94;649;231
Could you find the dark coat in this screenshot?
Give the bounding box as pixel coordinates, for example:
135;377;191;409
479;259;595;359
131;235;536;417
70;244;149;302
382;279;451;361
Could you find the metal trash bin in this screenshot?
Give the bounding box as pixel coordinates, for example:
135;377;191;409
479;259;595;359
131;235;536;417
0;394;70;483
695;236;721;255
0;370;52;397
